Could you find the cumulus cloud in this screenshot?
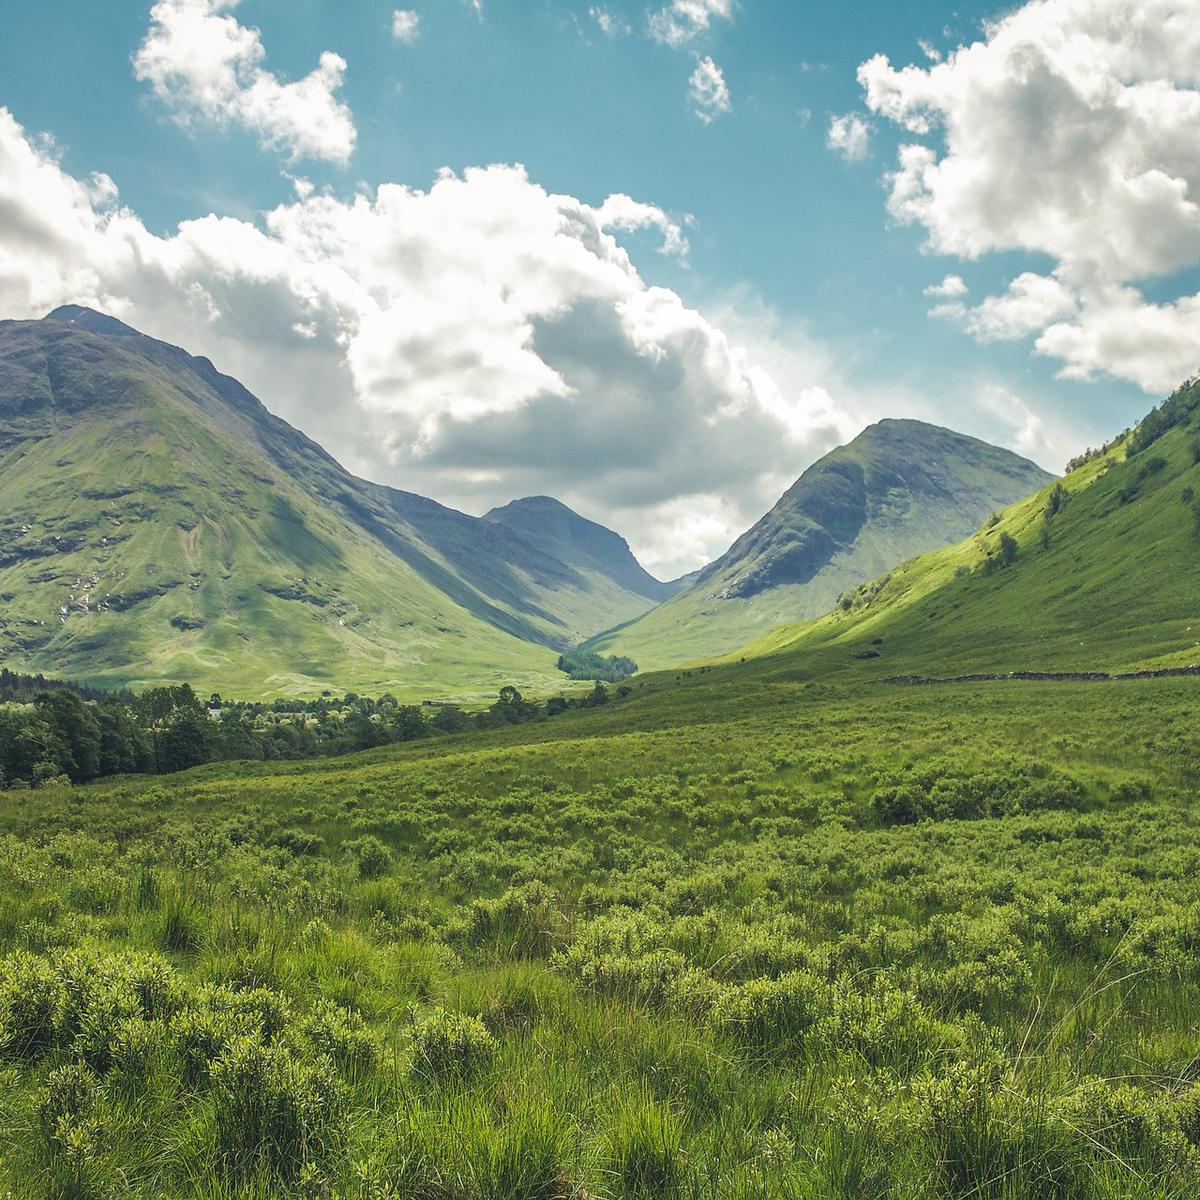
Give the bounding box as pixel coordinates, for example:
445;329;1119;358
689;56;731;123
826;112;871;162
648;0;735;47
0;107;857;576
391;10;420;42
133;0;356;165
924;274;967;299
860;0;1200;393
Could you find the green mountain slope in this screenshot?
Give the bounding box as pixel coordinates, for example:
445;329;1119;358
485;495;680;633
0;309;666;697
586;419;1054;669
728;378;1200;679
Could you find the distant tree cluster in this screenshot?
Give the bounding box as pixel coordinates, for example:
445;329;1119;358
1065;434;1127;474
0;678;620;790
556;650;638;682
1126;377;1200;458
979;531;1019;576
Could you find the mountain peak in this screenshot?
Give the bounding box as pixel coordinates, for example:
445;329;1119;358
584;421;1055;669
44;305;143;339
486;496;677;602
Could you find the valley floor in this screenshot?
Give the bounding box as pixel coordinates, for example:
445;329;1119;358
1;670;1199;1198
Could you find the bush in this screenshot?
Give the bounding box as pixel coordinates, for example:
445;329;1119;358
0;951;65;1058
209;1037;345;1182
272;828;324;857
345;834;393;880
872;761;1087;826
914;1063;1075;1196
296;1001;378;1075
410;1008;497;1081
1058;1078;1189;1169
469;881;562;958
709;971;830;1048
39;1061;101;1139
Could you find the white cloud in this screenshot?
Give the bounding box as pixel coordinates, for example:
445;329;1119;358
648;0;735;47
588;6;629;36
596;194;691;258
689;56;731;123
0;107;860;576
859;0;1200;393
924;273;967;299
978;385;1050;460
962;272;1079;341
134;0;356;165
391;10;420;42
826;112;871;162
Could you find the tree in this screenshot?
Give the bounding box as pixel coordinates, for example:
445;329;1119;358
489;687;536;725
391;706;428;742
998;531;1018;567
96;702;153;776
158;706;216;773
35;691;101;783
431;705;470;734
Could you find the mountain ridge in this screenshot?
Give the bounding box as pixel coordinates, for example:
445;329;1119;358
0;309;674;696
585;418;1054;669
716;375;1200;679
485;495;682;604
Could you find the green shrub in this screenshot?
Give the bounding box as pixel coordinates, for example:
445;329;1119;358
209;1037;346;1182
296;1000;378;1075
38;1062;109;1198
1058;1078;1191;1172
709;971;830;1048
1175;1084;1200;1146
469;881;562;958
914;1063;1073;1197
272;828;324;857
344;835;393;880
0;951;65;1058
39;1062;101;1139
410;1008;497;1081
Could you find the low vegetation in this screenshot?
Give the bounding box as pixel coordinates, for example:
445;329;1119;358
0;671;1197;1198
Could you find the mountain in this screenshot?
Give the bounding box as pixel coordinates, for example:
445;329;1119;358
485;495;682;628
0;308;668;697
585;419;1055;669
726;377;1200;679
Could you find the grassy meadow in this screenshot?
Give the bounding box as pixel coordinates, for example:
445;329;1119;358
1;667;1199;1199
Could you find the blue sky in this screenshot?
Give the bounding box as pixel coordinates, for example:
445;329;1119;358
0;0;1195;573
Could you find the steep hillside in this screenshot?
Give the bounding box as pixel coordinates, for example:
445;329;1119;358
485;495;680;632
587;419;1053;668
729;378;1200;679
0;309;665;696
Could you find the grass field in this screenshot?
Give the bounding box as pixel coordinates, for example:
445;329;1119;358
2;665;1199;1198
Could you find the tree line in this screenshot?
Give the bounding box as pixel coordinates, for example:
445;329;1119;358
0;675;620;789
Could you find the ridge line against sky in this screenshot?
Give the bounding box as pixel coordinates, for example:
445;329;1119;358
0;0;1197;576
